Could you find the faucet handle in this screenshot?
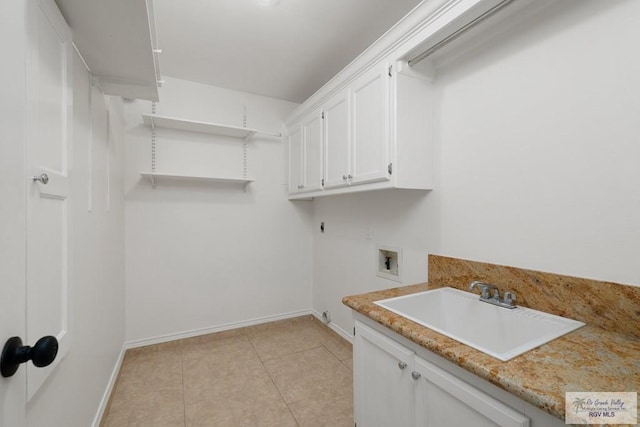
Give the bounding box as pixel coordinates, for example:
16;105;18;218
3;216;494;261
469;281;494;299
504;292;516;306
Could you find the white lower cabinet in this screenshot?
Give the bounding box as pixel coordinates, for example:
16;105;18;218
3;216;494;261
354;319;415;426
413;357;528;427
354;320;531;427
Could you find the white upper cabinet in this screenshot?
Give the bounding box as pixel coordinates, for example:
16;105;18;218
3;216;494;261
289;108;323;194
389;62;434;191
302;108;324;192
286;59;432;200
350;63;391;186
288;125;304;193
323;89;350;189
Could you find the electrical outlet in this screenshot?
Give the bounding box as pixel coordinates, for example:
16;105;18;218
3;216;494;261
364;225;373;240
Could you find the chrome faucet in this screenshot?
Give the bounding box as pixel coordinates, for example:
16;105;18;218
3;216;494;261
468;281;517;309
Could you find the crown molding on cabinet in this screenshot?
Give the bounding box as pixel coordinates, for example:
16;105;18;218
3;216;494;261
284;0;513;128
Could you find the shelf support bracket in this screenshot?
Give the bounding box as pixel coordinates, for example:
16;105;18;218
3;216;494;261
255;131;282;139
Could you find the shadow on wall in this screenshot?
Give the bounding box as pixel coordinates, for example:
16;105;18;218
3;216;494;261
429;0;631;78
313;188;439;261
125;180;258;205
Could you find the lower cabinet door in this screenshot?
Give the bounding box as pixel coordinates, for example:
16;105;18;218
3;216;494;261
354;321;415;427
413;356;530;427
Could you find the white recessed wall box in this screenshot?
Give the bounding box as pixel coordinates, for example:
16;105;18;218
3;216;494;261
376;245;402;283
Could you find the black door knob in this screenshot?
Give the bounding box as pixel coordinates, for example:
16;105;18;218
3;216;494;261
1;336;58;378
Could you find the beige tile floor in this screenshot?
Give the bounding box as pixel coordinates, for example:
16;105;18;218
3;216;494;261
102;316;353;427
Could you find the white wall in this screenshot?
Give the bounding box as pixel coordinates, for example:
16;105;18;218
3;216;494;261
124;77;313;343
313;0;640;337
27;55;126;426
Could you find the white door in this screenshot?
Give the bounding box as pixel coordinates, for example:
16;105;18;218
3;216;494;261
0;0;28;423
354;321;414;427
1;0;70;421
323;89;350;189
351;63;391;185
301;108;324;192
24;0;73;400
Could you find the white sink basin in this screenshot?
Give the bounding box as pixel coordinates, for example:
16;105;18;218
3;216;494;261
374;287;585;361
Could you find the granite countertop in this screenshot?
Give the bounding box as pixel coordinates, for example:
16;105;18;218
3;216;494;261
343;282;640;423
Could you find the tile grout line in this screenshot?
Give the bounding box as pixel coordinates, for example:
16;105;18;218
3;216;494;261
258;343;327;363
314;331;354;367
246;334;301;427
180;341;187;427
249;326;353;425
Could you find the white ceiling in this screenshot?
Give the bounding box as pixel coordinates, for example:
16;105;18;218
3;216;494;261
154;0;424;103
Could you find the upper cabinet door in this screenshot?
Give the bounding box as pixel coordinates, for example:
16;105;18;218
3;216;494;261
302;108;324;192
288;125;303;193
323;89;350;189
351;63;391;185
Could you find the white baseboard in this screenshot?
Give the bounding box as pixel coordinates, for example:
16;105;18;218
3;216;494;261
92;345;126;427
311;309;353;344
125;309;313;349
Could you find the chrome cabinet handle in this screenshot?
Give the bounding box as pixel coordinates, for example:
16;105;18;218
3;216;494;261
398;361;407;370
32;173;49;184
342;175;347;180
347;174;353;179
411;371;421;380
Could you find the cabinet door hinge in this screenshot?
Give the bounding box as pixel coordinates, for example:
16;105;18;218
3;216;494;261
388;163;393;175
388;65;393;77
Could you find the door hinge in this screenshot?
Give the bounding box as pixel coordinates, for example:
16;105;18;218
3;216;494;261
388;65;393;77
388;163;393;175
